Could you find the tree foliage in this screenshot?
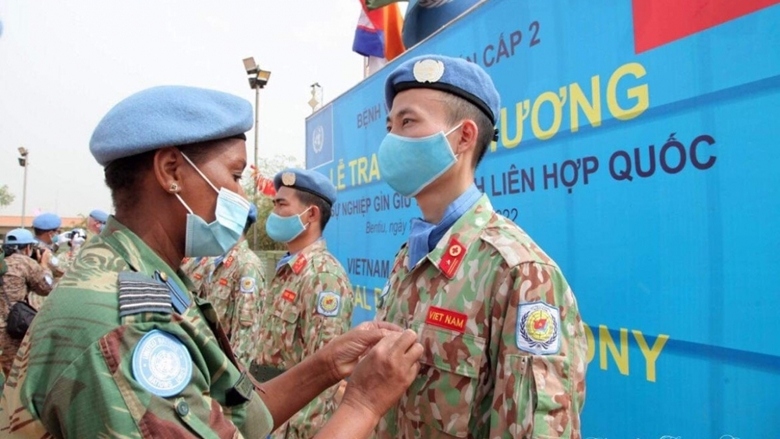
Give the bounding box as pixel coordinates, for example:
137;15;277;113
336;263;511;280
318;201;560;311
0;185;14;208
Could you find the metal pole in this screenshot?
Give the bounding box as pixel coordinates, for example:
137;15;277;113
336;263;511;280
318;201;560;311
21;154;28;228
253;86;260;250
254;85;260;175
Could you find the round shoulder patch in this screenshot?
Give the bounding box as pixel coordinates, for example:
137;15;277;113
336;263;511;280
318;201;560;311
132;329;192;397
316;291;341;317
240;276;256;294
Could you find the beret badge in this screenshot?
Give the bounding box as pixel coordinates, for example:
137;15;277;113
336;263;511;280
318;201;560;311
413;59;445;83
281;172;297;186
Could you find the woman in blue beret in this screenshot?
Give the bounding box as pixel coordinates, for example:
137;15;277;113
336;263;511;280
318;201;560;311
0;86;423;438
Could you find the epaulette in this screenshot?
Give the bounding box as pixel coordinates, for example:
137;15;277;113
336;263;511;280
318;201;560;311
480;218;554;268
118;271;192;317
118;272;172;317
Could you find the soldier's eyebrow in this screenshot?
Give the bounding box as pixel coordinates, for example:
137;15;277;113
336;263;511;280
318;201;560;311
387;108;419;125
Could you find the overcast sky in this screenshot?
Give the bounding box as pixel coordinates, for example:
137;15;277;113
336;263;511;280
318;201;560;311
0;0;392;218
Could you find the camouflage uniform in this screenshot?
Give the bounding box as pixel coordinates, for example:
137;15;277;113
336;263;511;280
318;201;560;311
28;243;64;310
0;218;273;438
0;253;53;377
56;247;80;274
181;255;213;293
182;240;265;369
376;195;587;439
256;239;353;439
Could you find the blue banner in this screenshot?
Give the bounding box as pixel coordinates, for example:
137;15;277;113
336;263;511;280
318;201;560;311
306;1;780;437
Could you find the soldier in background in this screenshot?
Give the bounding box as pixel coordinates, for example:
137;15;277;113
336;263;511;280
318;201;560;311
375;55;588;438
87;209;109;239
181;204;265;368
29;213;64;309
254;168;354;439
0;229;53;381
57;229;87;274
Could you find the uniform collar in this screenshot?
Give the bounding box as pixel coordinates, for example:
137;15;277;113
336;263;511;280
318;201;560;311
277;238;327;273
407;185;482;269
214;240;243;269
405;194;493;275
100;216;195;294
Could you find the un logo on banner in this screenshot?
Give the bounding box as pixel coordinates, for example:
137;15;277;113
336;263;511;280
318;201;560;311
313;125;324;153
306;104;334;169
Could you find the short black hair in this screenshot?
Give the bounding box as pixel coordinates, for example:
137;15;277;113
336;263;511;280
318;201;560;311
3;243;31;257
103;139;222;212
440;92;495;169
295;189;332;232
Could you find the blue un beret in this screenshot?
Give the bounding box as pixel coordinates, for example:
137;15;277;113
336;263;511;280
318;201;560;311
273;168;337;206
385;54;501;128
90;85;253;166
32;212;61;231
89;209;109;223
5;228;36;246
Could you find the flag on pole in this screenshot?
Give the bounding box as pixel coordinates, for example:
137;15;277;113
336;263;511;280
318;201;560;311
402;0;480;49
353;1;405;62
250;165;276;197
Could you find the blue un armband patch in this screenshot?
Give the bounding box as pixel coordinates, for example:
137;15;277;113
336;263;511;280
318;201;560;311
132;329;192;397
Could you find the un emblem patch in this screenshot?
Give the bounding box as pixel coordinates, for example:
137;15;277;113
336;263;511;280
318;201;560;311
132;329;192;397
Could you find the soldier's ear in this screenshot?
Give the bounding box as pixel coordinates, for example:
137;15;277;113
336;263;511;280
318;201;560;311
306;205;320;224
153;147;186;194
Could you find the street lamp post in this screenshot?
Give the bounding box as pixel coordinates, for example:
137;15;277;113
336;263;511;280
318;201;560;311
242;57;271;249
17;147;29;228
308;83;322;114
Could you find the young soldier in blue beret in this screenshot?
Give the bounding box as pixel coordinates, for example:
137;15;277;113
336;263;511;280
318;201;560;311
375;55;588;438
1;85;423;438
29;212;64;307
254;167;354;439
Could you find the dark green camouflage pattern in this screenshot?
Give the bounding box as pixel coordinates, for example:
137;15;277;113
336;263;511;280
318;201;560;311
0;217;273;438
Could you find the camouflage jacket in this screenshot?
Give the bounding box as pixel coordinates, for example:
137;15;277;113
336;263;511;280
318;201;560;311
0;253;53;377
375;195;587;439
182;240;265;369
56;246;82;275
0;217;273;438
257;239;354;439
181;255;212;292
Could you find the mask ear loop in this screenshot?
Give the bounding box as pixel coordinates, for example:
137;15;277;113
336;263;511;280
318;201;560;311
180;152;219;193
174;193;194;215
298;206;313;230
177;151;218;216
445;122;465;158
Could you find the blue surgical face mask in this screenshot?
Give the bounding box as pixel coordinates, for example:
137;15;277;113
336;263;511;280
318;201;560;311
377;123;463;197
265;207;311;243
176;153;251;257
